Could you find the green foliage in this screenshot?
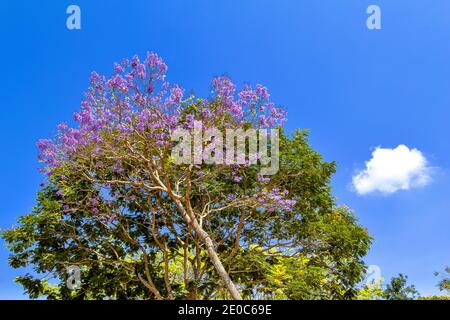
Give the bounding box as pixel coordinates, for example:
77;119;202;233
383;274;419;300
2;130;371;299
435;267;450;294
357;280;384;300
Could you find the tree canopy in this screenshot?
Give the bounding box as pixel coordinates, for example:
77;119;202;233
2;52;371;300
382;274;419;300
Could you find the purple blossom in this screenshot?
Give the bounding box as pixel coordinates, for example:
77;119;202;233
112;163;124;174
238;86;258;104
185;114;195;130
233;176;243;183
254;188;296;212
113;63;124;74
255;84;270;100
90;197;99;206
165;85;184;106
226;193;237;201
212;76;235;98
145;52;167;79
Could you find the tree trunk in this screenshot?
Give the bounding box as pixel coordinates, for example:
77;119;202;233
175;200;243;300
196;226;243;300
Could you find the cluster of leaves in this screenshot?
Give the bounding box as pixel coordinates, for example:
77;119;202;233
382;274;419;300
435;267;450;294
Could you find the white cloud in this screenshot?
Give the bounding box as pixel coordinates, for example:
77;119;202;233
352;145;433;195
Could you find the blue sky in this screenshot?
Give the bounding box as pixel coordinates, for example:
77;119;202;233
1;0;449;298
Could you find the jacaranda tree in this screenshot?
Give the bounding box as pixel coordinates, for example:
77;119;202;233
2;52;371;300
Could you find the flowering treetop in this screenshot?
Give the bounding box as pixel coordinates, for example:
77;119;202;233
38;52;287;173
37;51;294;212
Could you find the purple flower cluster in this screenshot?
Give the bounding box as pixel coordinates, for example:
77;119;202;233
36;51;289;190
254;188;297;213
37;52;184;175
36;139;59;169
211;76;287;127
